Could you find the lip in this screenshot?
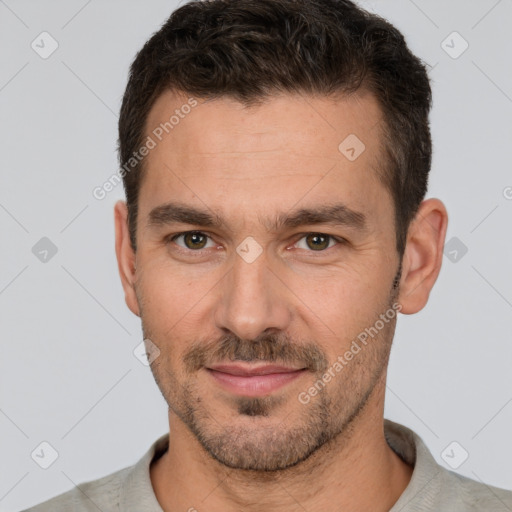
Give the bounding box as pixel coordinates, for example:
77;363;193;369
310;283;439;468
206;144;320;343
206;364;307;397
208;364;305;376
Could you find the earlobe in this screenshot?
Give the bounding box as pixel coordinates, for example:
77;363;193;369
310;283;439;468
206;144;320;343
114;200;141;317
398;198;448;315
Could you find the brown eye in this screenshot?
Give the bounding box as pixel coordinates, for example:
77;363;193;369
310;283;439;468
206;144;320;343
169;231;214;251
305;233;331;251
293;233;342;252
182;232;208;249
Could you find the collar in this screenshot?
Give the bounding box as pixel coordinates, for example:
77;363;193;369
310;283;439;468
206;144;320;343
119;418;441;510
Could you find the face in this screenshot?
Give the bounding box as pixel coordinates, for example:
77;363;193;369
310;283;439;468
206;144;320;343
126;90;403;471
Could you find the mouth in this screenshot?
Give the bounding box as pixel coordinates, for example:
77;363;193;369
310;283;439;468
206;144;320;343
206;363;308;397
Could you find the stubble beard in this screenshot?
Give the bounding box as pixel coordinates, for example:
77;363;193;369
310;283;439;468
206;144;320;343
138;267;401;473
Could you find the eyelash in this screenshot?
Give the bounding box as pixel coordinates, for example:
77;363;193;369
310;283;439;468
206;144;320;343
164;231;346;256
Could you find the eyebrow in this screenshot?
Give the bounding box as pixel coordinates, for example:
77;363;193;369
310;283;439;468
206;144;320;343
147;201;368;233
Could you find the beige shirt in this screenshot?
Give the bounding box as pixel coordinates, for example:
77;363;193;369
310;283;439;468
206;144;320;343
21;419;512;511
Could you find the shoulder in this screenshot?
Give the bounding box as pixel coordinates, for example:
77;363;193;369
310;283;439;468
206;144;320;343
19;465;132;512
19;433;169;512
438;467;512;511
384;419;512;511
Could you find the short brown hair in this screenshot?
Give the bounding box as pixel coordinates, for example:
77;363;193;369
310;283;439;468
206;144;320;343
118;0;433;256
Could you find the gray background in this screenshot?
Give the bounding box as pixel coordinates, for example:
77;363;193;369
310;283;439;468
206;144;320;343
1;0;511;510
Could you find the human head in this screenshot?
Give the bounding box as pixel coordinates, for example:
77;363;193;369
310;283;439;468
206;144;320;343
114;0;447;473
118;0;433;258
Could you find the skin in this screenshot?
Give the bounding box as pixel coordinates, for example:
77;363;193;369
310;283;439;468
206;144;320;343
114;89;448;512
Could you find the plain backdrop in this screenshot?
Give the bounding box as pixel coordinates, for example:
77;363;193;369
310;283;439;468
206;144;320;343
1;0;511;510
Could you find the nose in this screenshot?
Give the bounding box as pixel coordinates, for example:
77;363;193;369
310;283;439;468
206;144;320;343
214;249;292;341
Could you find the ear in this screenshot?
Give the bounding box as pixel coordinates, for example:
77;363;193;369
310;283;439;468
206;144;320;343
398;198;448;315
114;200;140;317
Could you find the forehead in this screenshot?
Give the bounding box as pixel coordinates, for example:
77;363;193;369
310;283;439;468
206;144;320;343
138;89;392;233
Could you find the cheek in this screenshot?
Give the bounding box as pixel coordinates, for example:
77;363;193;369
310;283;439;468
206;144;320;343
289;264;392;347
138;261;216;334
291;259;383;309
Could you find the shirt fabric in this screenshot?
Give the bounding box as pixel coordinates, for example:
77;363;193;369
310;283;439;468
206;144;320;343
21;418;512;511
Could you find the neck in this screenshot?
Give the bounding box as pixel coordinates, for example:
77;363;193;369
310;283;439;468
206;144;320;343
150;380;413;512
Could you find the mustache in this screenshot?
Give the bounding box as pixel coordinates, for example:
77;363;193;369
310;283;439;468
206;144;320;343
183;332;329;374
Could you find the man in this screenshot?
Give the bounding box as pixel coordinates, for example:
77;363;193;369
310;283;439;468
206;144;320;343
22;0;512;510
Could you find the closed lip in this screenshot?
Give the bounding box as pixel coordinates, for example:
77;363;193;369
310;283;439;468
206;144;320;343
207;364;306;376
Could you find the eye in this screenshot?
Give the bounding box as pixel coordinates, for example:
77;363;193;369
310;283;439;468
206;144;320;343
165;231;344;255
167;231;217;251
293;233;343;252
